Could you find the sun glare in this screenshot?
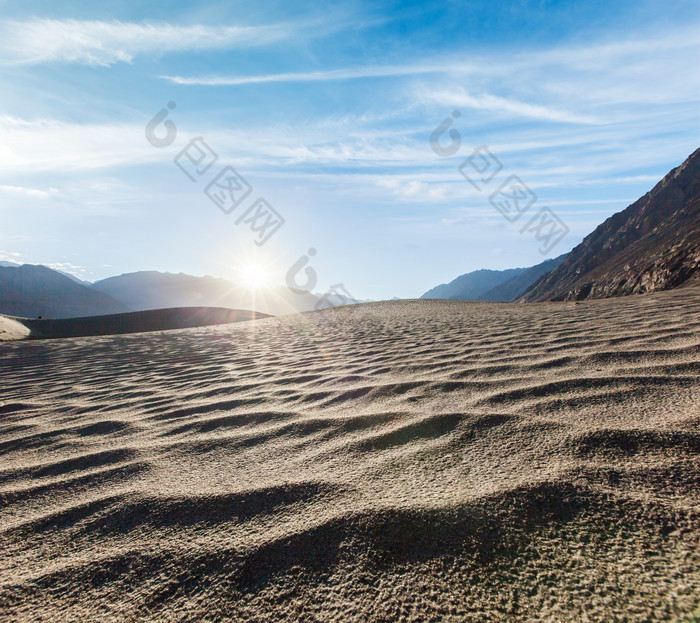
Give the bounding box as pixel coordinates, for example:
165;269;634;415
239;263;269;290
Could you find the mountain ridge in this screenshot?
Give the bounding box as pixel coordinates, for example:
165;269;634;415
91;270;358;317
421;267;526;300
477;254;568;302
521;148;700;301
0;264;129;319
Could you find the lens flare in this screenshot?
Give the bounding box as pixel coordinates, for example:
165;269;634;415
239;263;268;290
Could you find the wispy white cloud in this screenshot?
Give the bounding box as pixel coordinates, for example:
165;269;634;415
376;178;459;202
0;115;156;171
162;64;455;86
0;19;291;66
417;87;599;125
0;250;90;278
0;184;57;199
0;251;21;263
44;261;91;279
161;28;699;123
0;103;690;194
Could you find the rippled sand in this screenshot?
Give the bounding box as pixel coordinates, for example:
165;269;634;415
1;289;699;621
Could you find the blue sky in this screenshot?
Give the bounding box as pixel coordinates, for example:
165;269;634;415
0;0;698;299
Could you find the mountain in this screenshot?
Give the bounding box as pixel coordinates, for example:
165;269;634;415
477;254;568;302
91;271;357;317
91;272;240;311
420;256;570;302
0;264;129;319
1;262;91;286
421;267;526;300
521;148;700;302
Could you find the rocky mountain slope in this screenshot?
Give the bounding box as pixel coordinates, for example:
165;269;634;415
521;148;700;301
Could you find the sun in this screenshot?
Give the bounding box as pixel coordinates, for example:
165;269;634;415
239;263;269;290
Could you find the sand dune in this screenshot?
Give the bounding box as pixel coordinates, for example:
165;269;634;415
0;317;30;342
0;289;699;621
1;307;269;341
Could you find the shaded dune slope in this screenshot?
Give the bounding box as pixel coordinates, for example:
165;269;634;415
14;307;270;339
0;290;699;621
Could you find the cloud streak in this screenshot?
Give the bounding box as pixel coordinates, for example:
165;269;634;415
0;115;158;171
0;184;57;199
418;87;599;125
162;64;456;86
0;19;291;66
160;28;699;121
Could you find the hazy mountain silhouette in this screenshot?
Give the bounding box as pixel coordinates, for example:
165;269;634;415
521;148;700;301
0;266;359;321
421;268;526;300
91;271;356;316
477;254;568;302
0;265;129;319
420;256;569;302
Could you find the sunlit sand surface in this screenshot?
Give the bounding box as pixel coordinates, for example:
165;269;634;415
1;288;699;621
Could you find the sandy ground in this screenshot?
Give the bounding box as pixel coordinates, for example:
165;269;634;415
0;289;699;622
0;317;30;342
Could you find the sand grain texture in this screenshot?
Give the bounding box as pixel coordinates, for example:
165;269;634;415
1;290;699;621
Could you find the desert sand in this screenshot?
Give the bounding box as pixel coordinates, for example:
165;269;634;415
0;317;30;342
0;288;699;621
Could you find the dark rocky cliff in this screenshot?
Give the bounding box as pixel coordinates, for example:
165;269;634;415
521;149;700;301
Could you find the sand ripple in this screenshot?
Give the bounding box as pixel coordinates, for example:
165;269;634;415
1;289;699;621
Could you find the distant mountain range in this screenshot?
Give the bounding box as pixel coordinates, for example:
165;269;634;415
423;148;700;303
421;255;567;302
421;267;525;300
90;271;351;317
0;265;129;319
478;255;568;302
0;266;360;319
